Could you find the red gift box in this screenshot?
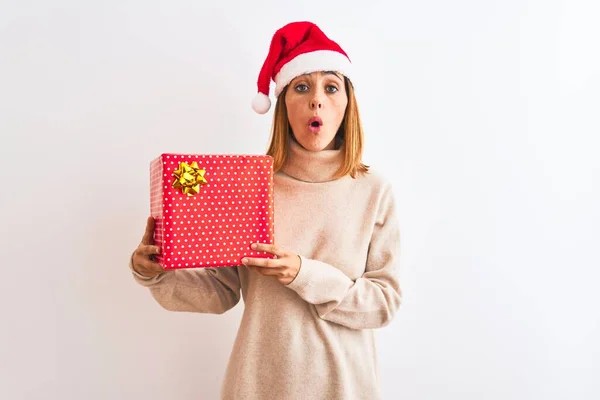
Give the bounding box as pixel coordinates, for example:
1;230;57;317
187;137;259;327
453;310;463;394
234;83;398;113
150;153;275;270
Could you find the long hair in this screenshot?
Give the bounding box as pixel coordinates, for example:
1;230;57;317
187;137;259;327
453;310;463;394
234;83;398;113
265;76;369;179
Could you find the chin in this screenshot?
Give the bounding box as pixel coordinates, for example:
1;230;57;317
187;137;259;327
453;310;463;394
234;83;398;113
301;139;332;152
295;133;336;152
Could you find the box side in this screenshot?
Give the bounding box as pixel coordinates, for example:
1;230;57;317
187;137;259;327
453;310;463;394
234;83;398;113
256;156;275;249
149;156;166;267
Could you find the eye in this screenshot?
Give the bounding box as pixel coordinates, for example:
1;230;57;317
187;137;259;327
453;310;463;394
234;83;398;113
294;84;309;92
326;85;339;93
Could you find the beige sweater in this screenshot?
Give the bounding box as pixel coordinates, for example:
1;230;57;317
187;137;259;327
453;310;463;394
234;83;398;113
130;138;402;399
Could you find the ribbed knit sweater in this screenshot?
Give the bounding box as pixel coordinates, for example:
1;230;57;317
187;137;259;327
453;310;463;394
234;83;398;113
130;138;402;399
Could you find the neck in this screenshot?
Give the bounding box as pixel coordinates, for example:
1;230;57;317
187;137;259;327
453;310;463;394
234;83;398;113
280;136;345;183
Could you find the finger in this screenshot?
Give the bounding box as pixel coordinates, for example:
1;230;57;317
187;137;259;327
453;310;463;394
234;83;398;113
137;244;161;257
242;257;280;268
134;265;163;278
135;258;165;274
250;243;286;258
141;216;155;245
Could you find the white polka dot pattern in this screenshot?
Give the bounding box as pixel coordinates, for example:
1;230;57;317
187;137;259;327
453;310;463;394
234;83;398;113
149;153;275;269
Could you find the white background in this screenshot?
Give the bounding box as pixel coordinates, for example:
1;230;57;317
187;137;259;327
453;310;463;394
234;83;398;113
1;0;599;399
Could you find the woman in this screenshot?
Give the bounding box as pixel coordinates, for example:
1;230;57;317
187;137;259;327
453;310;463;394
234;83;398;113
130;21;402;400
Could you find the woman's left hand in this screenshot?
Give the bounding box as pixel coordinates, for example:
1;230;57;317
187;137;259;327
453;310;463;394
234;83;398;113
242;243;301;285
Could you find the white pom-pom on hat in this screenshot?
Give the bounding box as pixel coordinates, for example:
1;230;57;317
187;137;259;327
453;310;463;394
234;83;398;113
251;92;271;114
252;21;353;114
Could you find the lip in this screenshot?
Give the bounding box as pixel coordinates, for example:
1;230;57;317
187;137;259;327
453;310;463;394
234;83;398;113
308;116;323;126
308;116;323;133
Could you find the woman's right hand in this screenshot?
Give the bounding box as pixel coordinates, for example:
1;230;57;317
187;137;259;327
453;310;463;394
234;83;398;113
132;216;166;278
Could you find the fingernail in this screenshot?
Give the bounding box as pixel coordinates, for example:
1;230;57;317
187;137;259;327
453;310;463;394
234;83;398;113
242;258;248;264
251;244;257;249
155;247;161;254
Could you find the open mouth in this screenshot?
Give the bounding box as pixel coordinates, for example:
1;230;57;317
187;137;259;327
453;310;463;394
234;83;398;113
308;116;323;131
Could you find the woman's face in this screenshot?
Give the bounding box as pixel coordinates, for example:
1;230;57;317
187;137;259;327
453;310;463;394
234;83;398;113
285;71;348;151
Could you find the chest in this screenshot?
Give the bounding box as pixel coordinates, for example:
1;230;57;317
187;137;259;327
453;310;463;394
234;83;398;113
272;181;378;279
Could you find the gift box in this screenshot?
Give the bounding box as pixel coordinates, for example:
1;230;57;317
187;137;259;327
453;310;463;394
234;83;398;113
150;153;275;270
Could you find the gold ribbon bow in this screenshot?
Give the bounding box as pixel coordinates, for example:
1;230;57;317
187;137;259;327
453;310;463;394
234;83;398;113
171;161;208;196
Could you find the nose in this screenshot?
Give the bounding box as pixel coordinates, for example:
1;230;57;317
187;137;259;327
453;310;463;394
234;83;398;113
310;95;323;109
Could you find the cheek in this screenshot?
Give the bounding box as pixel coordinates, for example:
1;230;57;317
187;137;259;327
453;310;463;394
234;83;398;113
330;97;348;121
285;96;304;125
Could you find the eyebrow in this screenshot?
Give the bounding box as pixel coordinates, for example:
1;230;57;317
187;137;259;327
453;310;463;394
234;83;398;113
322;71;342;78
293;71;343;83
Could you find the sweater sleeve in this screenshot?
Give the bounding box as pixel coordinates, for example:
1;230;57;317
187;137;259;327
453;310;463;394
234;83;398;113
129;254;242;314
285;185;402;330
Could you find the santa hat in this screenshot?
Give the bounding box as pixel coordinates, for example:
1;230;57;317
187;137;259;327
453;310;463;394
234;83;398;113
251;21;353;114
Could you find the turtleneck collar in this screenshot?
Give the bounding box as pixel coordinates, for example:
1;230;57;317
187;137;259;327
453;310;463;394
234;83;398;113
280;136;346;183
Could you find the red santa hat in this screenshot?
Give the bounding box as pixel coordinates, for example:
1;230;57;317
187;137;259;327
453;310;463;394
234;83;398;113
251;21;353;114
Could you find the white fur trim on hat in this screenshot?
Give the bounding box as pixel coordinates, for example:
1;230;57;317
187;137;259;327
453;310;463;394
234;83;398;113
273;50;353;97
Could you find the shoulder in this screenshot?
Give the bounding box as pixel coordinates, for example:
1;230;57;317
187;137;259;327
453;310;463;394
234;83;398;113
354;167;395;197
352;167;399;219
